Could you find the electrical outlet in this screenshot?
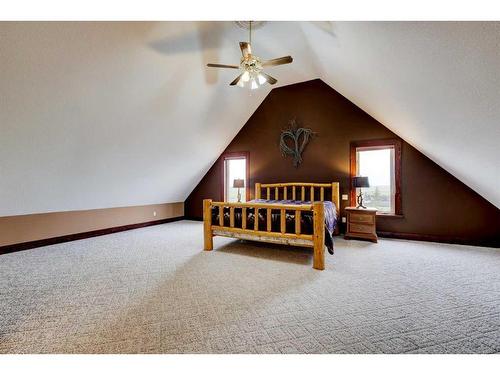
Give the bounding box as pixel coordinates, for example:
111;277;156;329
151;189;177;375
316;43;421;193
153;211;157;217
341;216;346;223
342;194;349;201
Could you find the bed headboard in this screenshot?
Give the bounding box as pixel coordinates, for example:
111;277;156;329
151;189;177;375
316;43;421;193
255;182;340;210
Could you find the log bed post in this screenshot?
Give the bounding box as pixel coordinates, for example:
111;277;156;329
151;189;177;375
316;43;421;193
255;183;261;199
312;201;325;270
331;182;340;211
203;199;213;251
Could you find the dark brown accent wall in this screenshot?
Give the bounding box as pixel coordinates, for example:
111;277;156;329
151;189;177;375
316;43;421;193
185;79;500;247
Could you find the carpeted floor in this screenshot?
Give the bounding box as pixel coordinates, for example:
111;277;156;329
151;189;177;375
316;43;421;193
1;220;499;354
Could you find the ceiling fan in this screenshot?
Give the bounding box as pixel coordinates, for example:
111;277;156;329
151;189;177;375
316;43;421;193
207;21;293;89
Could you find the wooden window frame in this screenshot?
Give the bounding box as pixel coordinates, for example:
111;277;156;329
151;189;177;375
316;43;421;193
221;151;250;202
350;139;402;216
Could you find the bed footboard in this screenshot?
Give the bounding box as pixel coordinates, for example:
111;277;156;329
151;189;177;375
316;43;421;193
202;199;325;270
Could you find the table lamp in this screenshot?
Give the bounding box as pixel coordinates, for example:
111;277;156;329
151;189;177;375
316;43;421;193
353;176;370;209
233;178;245;202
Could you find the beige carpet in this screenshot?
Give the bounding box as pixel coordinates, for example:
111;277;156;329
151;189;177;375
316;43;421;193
0;220;499;354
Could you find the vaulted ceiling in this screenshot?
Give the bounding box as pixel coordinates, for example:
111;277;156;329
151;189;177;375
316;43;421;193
1;21;499;216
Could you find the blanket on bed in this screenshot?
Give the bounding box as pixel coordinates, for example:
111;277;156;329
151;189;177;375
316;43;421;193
211;199;337;254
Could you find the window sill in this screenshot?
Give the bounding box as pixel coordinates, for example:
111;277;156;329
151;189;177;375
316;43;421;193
376;213;404;219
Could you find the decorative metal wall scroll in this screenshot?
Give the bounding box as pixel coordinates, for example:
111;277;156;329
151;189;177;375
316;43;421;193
279;118;315;168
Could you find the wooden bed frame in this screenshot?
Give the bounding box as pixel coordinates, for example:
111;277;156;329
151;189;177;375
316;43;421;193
203;182;340;270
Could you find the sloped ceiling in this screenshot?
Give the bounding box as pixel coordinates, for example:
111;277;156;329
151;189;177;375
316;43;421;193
299;21;500;208
1;21;498;216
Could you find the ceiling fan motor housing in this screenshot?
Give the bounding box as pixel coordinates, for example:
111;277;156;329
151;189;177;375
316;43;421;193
241;55;263;75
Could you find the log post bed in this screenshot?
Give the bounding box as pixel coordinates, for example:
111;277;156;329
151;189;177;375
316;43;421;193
203;182;340;270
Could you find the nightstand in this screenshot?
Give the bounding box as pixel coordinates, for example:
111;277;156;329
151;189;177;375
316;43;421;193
345;207;378;242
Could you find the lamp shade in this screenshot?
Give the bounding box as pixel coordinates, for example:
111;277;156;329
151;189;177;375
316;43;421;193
353;176;370;188
233;178;245;188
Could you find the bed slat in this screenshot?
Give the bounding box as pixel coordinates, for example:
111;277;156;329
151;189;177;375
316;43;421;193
219;206;224;227
254;208;259;231
295;210;301;235
229;207;235;228
280;209;286;234
242;207;247;229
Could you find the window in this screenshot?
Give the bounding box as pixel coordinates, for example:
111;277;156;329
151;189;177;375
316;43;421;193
222;152;249;202
350;139;402;215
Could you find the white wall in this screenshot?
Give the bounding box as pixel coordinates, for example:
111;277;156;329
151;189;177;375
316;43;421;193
0;23;260;215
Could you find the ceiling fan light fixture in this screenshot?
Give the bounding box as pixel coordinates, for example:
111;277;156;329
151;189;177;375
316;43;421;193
250;79;259;90
257;74;266;85
241;71;250;82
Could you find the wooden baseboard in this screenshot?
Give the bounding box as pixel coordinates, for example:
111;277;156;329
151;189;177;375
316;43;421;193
377;231;499;248
185;216;203;222
0;216;184;255
8;217;494;255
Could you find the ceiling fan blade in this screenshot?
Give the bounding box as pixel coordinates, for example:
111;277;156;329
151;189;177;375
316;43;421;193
207;63;239;69
239;42;252;57
229;73;244;86
260;72;277;85
262;56;293;67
